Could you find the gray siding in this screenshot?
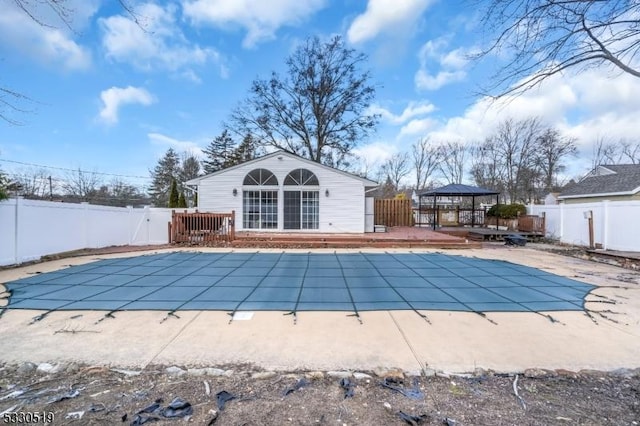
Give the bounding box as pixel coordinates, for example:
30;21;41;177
195;155;367;233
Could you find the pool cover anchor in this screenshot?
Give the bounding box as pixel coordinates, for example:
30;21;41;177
160;311;180;324
537;312;564;325
584;308;624;325
29;311;52;324
283;311;297;324
472;311;498;325
94;310;119;325
0;288;10;319
346;312;363;324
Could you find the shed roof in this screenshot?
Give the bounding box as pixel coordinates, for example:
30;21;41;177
418;183;499;197
559;164;640;199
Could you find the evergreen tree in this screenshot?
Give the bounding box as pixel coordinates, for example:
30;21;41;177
230;133;258;165
148;148;180;207
0;169;8;201
178;154;201;184
168;179;179;208
202;130;236;174
178;191;187;208
178;153;201;206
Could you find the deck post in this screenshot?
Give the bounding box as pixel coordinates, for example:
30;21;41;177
432;195;436;230
471;195;475;227
230;210;236;241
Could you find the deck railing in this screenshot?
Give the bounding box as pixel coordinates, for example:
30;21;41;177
414;207;545;233
170;210;235;244
413;207;487;227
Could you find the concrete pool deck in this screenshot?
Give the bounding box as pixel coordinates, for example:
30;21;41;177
1;245;639;374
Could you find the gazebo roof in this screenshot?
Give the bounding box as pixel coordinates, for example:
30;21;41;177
418;183;499;197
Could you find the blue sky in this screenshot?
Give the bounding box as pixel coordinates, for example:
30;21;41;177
1;0;639;191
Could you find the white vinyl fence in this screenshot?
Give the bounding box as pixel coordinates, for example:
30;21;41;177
0;198;186;266
528;200;640;252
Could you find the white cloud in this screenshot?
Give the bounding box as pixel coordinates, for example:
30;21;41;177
0;5;92;70
411;67;640;176
182;0;326;48
415;38;472;91
148;132;203;155
98;86;156;125
369;101;436;125
399;117;438;138
100;3;226;78
415;70;466;91
347;0;433;44
352;141;397;177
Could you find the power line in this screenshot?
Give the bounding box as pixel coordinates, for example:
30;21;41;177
0;158;151;180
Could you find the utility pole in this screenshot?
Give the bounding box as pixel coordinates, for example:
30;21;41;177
48;176;53;200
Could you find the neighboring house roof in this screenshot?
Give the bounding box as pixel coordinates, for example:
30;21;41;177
558;164;640;199
185;150;378;187
418;183;499;197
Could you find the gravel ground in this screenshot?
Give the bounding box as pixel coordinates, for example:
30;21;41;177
1;362;639;426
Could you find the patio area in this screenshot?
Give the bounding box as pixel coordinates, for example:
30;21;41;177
0;246;638;374
233;226;479;248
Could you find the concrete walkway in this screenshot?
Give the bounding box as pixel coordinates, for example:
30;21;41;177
1;246;639;374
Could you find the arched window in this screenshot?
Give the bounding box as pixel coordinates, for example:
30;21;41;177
284;169;319;186
283;169;319;230
242;169;278;229
243;168;278;186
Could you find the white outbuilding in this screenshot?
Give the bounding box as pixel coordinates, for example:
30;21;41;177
185;150;378;233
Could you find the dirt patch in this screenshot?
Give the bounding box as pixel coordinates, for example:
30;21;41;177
1;363;638;425
532;242;640;272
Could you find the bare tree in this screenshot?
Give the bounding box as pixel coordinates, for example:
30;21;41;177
591;136;621;169
535;128;578;192
381;152;411;191
475;1;640;98
228;36;378;168
11;168;52;198
485;118;543;202
620;139;640;164
63;168;101;201
470;139;504;194
411;137;442;191
438;141;467;185
109;179;145;205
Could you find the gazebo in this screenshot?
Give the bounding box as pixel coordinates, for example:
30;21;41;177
417;184;500;230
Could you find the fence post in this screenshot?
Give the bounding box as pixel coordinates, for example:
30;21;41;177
230;210;236;241
14;196;20;265
602;200;609;250
559;203;565;242
81;202;90;248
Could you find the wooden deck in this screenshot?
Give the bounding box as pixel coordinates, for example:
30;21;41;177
437;226;544;242
233;226;481;249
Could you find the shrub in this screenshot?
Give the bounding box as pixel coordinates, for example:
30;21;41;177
486;203;526;219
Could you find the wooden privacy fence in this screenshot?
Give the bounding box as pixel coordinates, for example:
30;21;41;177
375;199;414;227
517;213;546;234
170;210;235;244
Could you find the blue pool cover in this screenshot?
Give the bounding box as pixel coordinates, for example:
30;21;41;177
2;252;595;314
